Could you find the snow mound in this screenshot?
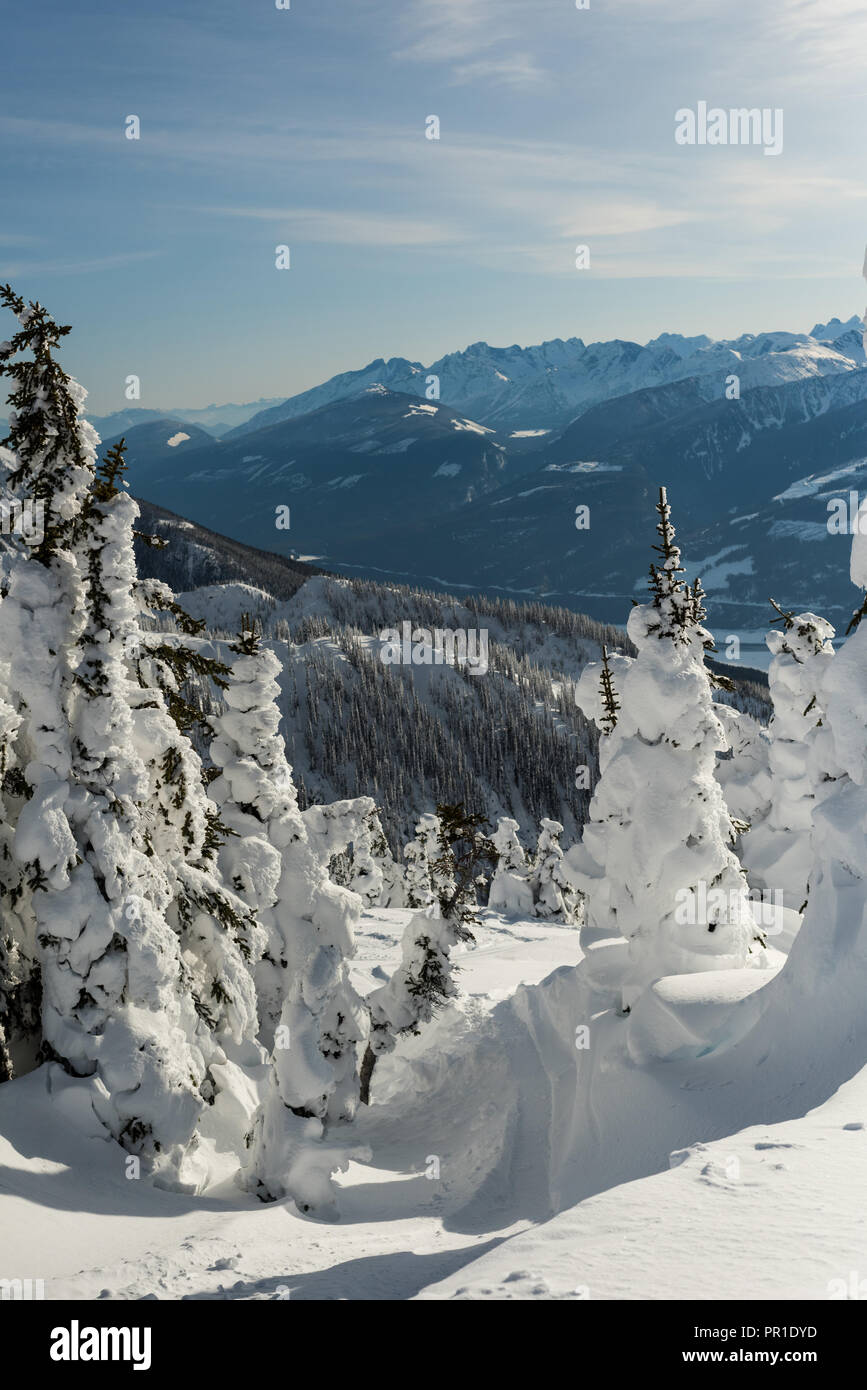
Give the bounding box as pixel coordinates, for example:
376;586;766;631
175;583;276;630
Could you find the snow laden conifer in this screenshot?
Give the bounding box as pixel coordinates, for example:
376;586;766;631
529;818;580;923
0;288;216;1173
0;287;93;1081
360;804;494;1104
61;440;225;1166
741;600;835;911
488;816;534;916
773;504;867;1029
206;617;370;1209
714;704;772;838
369;811;406;908
0;692;39;1081
570;487;764;1008
403;813;438;910
344;806;405;909
347;809;384;907
127;583;262;1077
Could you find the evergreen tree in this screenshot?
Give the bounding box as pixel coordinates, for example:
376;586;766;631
570;487;765;1010
598;644;620;735
529;818;581;924
348;809;384;907
367;809;406;908
344;805;404;908
488;817;534;916
740;601;836;911
774;502;867;1048
0;288;93;1082
403;814;438;910
0;295;220;1172
127;584;262;1071
360;803;494;1104
0;693;39;1080
206;619;370;1208
714;704;772;837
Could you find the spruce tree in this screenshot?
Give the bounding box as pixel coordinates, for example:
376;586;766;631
0;693;38;1080
741;600;836;910
367;809;406;908
0;289;93;1082
127;582;262;1066
488;817;534;916
345;806;403;909
403;814;438;910
529;818;581;924
206;618;370;1207
360;803;494;1104
598;644;620;735
571;487;765;1009
0;294;219;1171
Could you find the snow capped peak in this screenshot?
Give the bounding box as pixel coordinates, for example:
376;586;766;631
230;315;865;440
646;331;714;358
810;315;863;341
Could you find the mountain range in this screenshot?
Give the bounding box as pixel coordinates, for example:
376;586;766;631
222;316;865;437
82;313;867;661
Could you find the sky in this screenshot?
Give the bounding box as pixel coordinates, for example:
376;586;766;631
1;0;865;416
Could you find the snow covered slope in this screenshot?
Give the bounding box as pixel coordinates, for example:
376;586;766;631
3;903;866;1302
122;388;515;560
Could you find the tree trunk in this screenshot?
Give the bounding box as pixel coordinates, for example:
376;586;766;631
359;1043;377;1106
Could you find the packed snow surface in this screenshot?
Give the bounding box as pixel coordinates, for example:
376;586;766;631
2;904;866;1300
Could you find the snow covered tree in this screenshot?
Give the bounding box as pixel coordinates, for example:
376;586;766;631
206;618;371;1208
714;704;772;835
347;810;383;907
127;585;263;1088
569;487;765;1008
368;810;406;908
340;805;404;909
0;692;39;1081
0;291;226;1173
360;803;494;1104
488;817;534;916
0;288;93;1083
529;818;581;924
772;504;867;1049
740;601;835;910
403;813;438;910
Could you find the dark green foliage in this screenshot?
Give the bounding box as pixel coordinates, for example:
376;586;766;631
598;643;620;735
0;285;91;563
431;802;497;929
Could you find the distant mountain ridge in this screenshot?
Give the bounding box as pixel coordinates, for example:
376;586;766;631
105;387;519;560
224;317;865;438
67;397;284;441
103;324;867;651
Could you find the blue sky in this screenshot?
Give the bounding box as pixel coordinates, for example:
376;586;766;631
1;0;865;415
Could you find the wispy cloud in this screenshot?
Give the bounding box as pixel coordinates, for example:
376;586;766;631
0;250;159;277
392;0;549;86
205;205;462;248
450;56;545;89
